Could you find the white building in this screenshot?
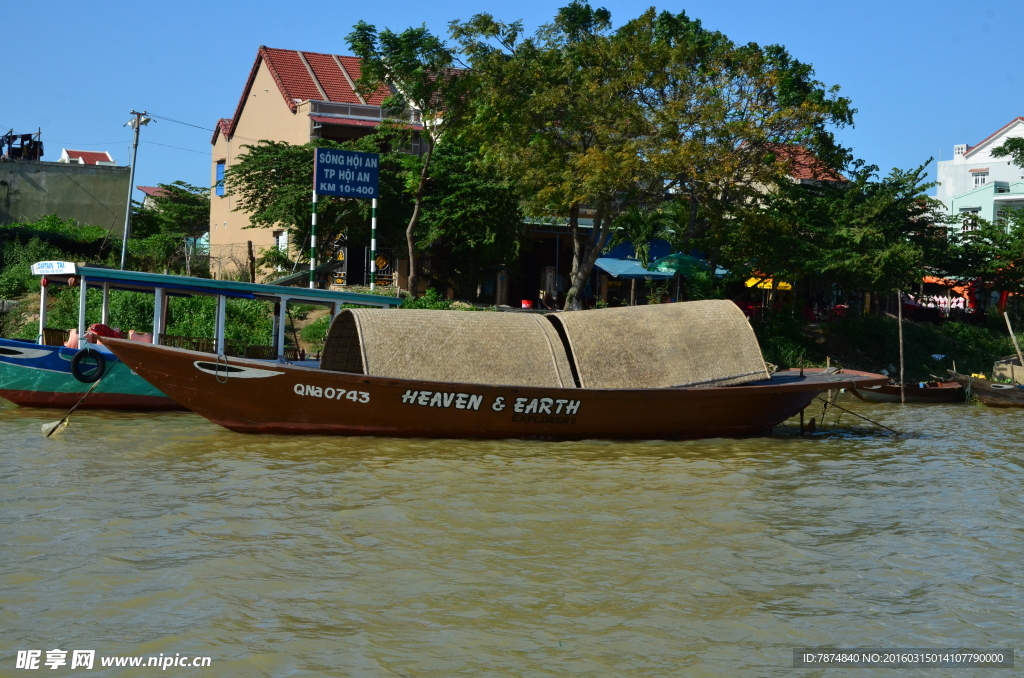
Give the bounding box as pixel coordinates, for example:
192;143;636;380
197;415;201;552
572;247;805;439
935;117;1024;222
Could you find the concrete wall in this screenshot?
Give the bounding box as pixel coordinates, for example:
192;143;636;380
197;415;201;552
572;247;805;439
0;161;129;230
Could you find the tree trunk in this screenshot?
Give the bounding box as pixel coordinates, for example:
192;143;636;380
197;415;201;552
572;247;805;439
247;240;256;283
563;203;610;311
405;147;434;297
630;279;637;306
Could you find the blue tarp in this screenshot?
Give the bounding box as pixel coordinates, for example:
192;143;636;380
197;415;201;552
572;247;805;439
594;258;675;280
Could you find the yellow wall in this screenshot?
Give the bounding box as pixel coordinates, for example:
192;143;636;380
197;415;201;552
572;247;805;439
209;60;312;277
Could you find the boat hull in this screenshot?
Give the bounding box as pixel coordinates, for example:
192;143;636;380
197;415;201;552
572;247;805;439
849;382;964;404
0;337;184;410
949;371;1024;408
101;338;888;440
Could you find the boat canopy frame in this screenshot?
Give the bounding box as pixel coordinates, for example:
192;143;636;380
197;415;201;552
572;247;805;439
30;261;401;360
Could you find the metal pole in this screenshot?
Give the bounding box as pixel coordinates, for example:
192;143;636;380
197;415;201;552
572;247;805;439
370;198;377;290
897;288;905;404
77;276;88;349
101;282;110;326
120;111;146;270
215;295;226;354
310;191;317;289
277;298;288;361
153;287;164;346
38;279;48;345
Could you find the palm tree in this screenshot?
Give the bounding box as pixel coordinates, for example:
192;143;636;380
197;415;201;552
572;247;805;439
606;206;673;304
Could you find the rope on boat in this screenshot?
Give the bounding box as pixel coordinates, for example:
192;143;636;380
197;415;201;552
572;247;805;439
42;377;104;437
215;353;229;384
814;396;899;436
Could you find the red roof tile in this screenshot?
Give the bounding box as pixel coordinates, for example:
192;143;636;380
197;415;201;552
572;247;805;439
64;149;113;165
766;144;846;182
136;186;169;197
211;118;232;145
219;46;392;142
303;52;361;105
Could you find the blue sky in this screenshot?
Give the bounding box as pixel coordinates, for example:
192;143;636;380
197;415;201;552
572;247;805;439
3;0;1020;202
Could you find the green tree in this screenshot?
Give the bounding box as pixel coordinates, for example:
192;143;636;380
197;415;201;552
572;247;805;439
992;137;1024;169
417;139;525;298
130;181;210;274
721;160;949;299
949;209;1024;296
605;206;673;268
452;3;649;310
224;136;413;279
348;21;465;295
619;9;853;267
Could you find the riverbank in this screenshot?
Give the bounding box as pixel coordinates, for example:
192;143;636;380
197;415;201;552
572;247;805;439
753;312;1022;381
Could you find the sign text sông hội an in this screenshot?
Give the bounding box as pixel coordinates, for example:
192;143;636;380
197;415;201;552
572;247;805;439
314;149;379;198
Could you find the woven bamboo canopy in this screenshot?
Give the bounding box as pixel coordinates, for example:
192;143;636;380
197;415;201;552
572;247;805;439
321;300;768;390
320;309;576;388
546;300;769;389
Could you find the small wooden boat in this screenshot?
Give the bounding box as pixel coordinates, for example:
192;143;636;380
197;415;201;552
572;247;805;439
100;301;887;440
0;261;400;410
948;370;1024;408
849;380;963;404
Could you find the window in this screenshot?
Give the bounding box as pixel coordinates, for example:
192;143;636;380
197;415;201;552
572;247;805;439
997;209;1008;222
274;230;288;252
973;171;988;187
215;161;225;196
959;207;980;231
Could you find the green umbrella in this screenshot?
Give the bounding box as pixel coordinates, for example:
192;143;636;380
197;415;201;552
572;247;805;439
647;253;711;276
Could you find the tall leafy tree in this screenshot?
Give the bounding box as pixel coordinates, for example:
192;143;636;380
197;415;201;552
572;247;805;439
721;161;950;297
452;3;852;309
619;9;854;268
417;139;525;298
452;3;649;310
348;22;465;295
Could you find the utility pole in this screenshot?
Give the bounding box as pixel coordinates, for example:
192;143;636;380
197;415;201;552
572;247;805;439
120;110;151;270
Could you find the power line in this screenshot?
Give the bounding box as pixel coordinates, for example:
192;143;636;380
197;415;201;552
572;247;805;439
141;140;208;155
149;112;262;143
149;113;214;132
43;139;131;146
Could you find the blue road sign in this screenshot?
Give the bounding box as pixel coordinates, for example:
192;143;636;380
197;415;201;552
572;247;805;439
313;149;380;198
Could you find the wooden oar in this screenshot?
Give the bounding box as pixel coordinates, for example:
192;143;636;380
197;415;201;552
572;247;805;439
1003;311;1024;376
42;379;102;437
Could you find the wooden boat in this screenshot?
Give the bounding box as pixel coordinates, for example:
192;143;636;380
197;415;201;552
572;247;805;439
948;370;1024;408
0;261;400;410
849;380;963;404
100;301;887;440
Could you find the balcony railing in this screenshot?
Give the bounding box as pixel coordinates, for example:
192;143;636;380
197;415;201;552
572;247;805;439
309;101;422;125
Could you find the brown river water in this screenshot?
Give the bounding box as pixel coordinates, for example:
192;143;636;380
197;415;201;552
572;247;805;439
2;396;1022;677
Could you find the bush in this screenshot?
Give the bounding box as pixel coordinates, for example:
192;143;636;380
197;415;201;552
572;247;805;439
300;314;331;347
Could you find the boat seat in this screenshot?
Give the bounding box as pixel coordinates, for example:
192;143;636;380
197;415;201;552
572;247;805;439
41;327;69;346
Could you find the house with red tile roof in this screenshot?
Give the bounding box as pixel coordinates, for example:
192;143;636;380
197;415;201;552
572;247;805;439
210;46;423;277
136;185;169;210
59;149;116;166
